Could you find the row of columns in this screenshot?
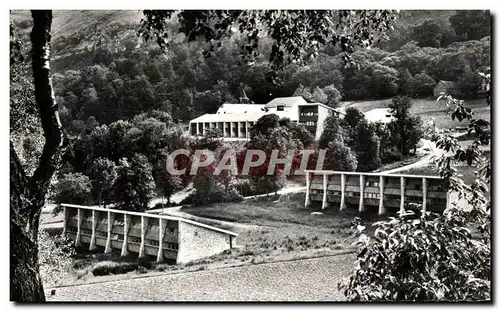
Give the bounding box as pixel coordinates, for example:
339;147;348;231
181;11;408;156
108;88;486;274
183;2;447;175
64;208;170;263
304;173;430;215
192;121;252;138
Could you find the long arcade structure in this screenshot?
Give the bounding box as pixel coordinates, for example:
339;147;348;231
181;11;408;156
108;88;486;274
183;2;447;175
304;170;449;214
62;204;238;264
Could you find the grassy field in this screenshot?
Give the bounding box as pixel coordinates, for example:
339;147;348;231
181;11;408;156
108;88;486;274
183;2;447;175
341;97;490;129
181;193;387;258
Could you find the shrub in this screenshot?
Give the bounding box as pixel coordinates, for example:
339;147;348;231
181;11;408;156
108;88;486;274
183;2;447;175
38;229;75;286
91;261;138;276
249;173;286;196
380;146;403;164
50;172;93;208
236;179;257;197
189;184;243;206
339;211;490;301
137;257;153;269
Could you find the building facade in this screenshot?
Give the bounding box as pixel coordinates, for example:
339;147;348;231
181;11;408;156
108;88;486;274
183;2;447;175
62;204;238;264
304;170;448;214
297;102;336;140
189;96;343;140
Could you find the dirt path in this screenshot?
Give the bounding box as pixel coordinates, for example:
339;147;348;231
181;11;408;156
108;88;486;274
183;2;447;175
46;253;356;302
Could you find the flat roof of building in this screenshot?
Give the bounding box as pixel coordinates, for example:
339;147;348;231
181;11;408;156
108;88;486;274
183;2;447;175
304;170;443;180
216;103;265;114
190;112;264;123
61;203;239;236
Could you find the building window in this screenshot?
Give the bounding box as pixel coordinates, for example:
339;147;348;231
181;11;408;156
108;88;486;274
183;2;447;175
165;243;179;251
364;193;381;199
129;236;141;243
277;105;285;111
148;239;160;246
365;181;380;187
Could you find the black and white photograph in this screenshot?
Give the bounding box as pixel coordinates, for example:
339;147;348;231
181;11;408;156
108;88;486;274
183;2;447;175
9;5;492;303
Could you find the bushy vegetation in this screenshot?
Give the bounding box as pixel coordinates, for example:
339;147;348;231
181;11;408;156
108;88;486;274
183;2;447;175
38;229;75;287
339;71;491;301
340;209;490;301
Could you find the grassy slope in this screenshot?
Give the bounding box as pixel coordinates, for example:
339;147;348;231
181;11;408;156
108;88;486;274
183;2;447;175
10;10;142;39
182;193;386;251
11;10;455;40
341;97;490;129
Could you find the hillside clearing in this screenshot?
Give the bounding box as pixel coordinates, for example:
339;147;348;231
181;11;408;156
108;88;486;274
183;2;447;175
341;97;490;129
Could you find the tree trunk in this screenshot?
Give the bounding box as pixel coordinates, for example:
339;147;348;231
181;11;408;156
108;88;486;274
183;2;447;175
10;10;62;302
10;143;45;302
98;189;103;207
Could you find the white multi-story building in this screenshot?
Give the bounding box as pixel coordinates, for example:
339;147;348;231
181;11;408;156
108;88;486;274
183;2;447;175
188;96;344;141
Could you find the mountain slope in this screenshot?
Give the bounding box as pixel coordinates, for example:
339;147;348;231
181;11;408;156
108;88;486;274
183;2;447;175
10;10;142;39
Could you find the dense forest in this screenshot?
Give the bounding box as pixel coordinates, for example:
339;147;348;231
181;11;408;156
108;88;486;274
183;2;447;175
11;10;491;131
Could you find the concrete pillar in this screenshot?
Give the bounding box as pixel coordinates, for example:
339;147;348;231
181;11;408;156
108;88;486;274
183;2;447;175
322;174;328;210
378;176;385;215
359;175;365;213
230;122;234;138
400;176;405;214
89;210;98;251
245;121;249;139
340;173;346;211
422;177;427;213
62;205;67;235
139;215;148;258
104;211;114;253
195;123;199;136
121;214;130;257
75;208;82;247
156;218;165;263
305;171;310;207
